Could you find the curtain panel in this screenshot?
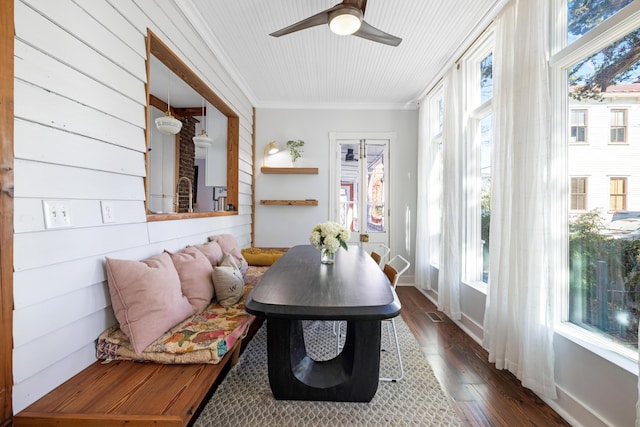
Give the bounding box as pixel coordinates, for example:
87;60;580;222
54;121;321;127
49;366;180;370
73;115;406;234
415;101;432;291
481;0;556;398
437;67;462;320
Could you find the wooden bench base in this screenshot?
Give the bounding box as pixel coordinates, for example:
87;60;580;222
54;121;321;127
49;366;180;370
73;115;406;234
14;318;263;427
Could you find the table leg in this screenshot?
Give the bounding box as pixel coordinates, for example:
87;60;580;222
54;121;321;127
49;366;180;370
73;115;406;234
266;318;381;402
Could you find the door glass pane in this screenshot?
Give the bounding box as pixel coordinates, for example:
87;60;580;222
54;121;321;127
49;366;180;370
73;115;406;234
366;143;385;233
340;143;360;232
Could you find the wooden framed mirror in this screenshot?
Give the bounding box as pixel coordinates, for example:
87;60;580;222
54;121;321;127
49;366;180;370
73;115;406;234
145;29;239;221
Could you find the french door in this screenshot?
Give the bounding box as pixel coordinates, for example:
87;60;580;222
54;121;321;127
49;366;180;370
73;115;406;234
329;133;391;253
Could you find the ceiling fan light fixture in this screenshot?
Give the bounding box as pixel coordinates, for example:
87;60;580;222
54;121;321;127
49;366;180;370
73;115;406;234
329;8;363;35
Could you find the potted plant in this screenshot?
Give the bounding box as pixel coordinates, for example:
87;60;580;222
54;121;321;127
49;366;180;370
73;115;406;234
286;140;304;166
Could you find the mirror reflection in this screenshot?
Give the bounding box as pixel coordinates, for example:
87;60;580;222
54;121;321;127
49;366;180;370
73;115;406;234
147;55;228;214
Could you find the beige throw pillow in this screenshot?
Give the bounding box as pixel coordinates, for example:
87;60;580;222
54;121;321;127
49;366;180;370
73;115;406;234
104;252;195;355
168;247;214;313
212;255;245;307
208;234;248;276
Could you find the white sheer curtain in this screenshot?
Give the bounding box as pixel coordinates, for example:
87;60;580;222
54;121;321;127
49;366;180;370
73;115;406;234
415;101;432;291
482;0;556;398
437;67;462;320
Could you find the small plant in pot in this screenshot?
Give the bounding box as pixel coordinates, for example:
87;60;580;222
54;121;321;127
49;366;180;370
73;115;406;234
286;140;304;166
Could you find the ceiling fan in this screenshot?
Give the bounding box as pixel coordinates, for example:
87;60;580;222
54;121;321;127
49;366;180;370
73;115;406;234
269;0;402;47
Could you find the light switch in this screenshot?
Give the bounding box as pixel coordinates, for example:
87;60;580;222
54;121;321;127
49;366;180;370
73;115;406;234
101;201;115;224
42;200;72;229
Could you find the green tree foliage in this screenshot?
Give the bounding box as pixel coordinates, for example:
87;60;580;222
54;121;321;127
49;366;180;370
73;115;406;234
568;0;640;100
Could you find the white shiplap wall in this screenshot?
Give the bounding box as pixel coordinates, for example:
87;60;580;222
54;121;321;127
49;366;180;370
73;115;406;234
12;0;254;412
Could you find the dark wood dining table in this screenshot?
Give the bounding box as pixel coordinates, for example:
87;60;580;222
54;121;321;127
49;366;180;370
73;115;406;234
245;244;400;402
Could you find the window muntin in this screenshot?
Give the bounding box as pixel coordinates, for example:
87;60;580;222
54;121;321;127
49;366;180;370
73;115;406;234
570;109;588;143
610;109;627;143
609;177;627;211
571;177;588;210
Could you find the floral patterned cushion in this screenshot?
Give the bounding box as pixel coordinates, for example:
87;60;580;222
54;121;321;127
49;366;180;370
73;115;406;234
96;266;269;364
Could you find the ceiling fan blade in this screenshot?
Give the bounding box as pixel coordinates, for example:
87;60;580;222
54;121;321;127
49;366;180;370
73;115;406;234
353;20;402;46
270;6;338;38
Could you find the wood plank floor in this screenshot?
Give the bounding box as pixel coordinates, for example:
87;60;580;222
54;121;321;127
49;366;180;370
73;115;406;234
396;286;571;427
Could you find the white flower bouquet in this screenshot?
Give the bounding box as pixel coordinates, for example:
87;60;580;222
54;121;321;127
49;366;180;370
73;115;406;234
309;221;350;257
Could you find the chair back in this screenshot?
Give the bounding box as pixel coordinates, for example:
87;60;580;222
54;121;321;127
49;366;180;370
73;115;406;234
370;244;391;267
382;255;410;289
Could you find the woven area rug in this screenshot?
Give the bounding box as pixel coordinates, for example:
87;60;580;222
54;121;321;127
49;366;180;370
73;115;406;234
194;317;463;427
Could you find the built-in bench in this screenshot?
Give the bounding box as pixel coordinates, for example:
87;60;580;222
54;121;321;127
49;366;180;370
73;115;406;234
13;317;263;427
14;242;286;427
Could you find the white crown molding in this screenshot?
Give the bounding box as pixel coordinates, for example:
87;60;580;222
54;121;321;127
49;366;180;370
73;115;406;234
176;0;258;107
256;101;419;111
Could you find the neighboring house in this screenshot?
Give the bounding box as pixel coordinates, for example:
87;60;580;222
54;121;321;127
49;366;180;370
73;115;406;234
569;83;640;222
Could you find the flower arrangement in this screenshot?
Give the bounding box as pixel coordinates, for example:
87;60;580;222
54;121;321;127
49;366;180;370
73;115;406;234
286;140;304;165
309;221;350;263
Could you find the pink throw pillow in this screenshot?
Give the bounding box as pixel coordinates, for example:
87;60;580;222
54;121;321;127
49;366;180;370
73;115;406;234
192;241;224;266
104;252;195;355
168;247;214;313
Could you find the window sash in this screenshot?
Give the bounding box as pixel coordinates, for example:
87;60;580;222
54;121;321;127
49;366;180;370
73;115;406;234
610;109;627;143
570;177;588;210
609;177;627;211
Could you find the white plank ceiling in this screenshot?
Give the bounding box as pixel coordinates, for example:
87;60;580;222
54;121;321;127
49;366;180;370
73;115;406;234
176;0;505;109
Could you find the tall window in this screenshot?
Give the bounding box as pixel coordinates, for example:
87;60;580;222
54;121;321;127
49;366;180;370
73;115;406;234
610;109;627;143
563;1;640;352
570;109;587;143
609;177;627;211
464;35;493;285
570;177;588;210
427;86;444;268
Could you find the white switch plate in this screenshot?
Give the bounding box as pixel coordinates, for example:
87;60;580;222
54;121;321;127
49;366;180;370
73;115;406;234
100;201;115;224
42;200;72;229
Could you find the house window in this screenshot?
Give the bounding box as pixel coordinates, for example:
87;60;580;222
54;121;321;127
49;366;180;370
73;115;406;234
610;109;627;143
427;85;444;268
464;35;494;285
562;0;640;353
570;109;587;143
570;177;588;210
609;177;627;211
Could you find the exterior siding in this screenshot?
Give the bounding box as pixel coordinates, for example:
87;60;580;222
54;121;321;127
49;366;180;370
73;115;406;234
569;91;640;220
12;0;254;412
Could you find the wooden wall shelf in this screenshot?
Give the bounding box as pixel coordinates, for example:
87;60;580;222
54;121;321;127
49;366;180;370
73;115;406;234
260;199;318;206
261;167;318;174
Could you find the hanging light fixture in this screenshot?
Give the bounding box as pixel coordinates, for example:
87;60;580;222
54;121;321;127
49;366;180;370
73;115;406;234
155;70;183;135
192;98;213;148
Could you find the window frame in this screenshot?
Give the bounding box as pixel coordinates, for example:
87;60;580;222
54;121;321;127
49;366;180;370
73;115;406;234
570;108;588;143
609;176;628;211
462;32;494;287
550;0;640;369
426;83;444;269
609;108;627;144
570;176;588;211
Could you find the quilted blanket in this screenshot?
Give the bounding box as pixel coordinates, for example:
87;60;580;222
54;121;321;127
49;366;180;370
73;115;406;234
96;266;268;364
